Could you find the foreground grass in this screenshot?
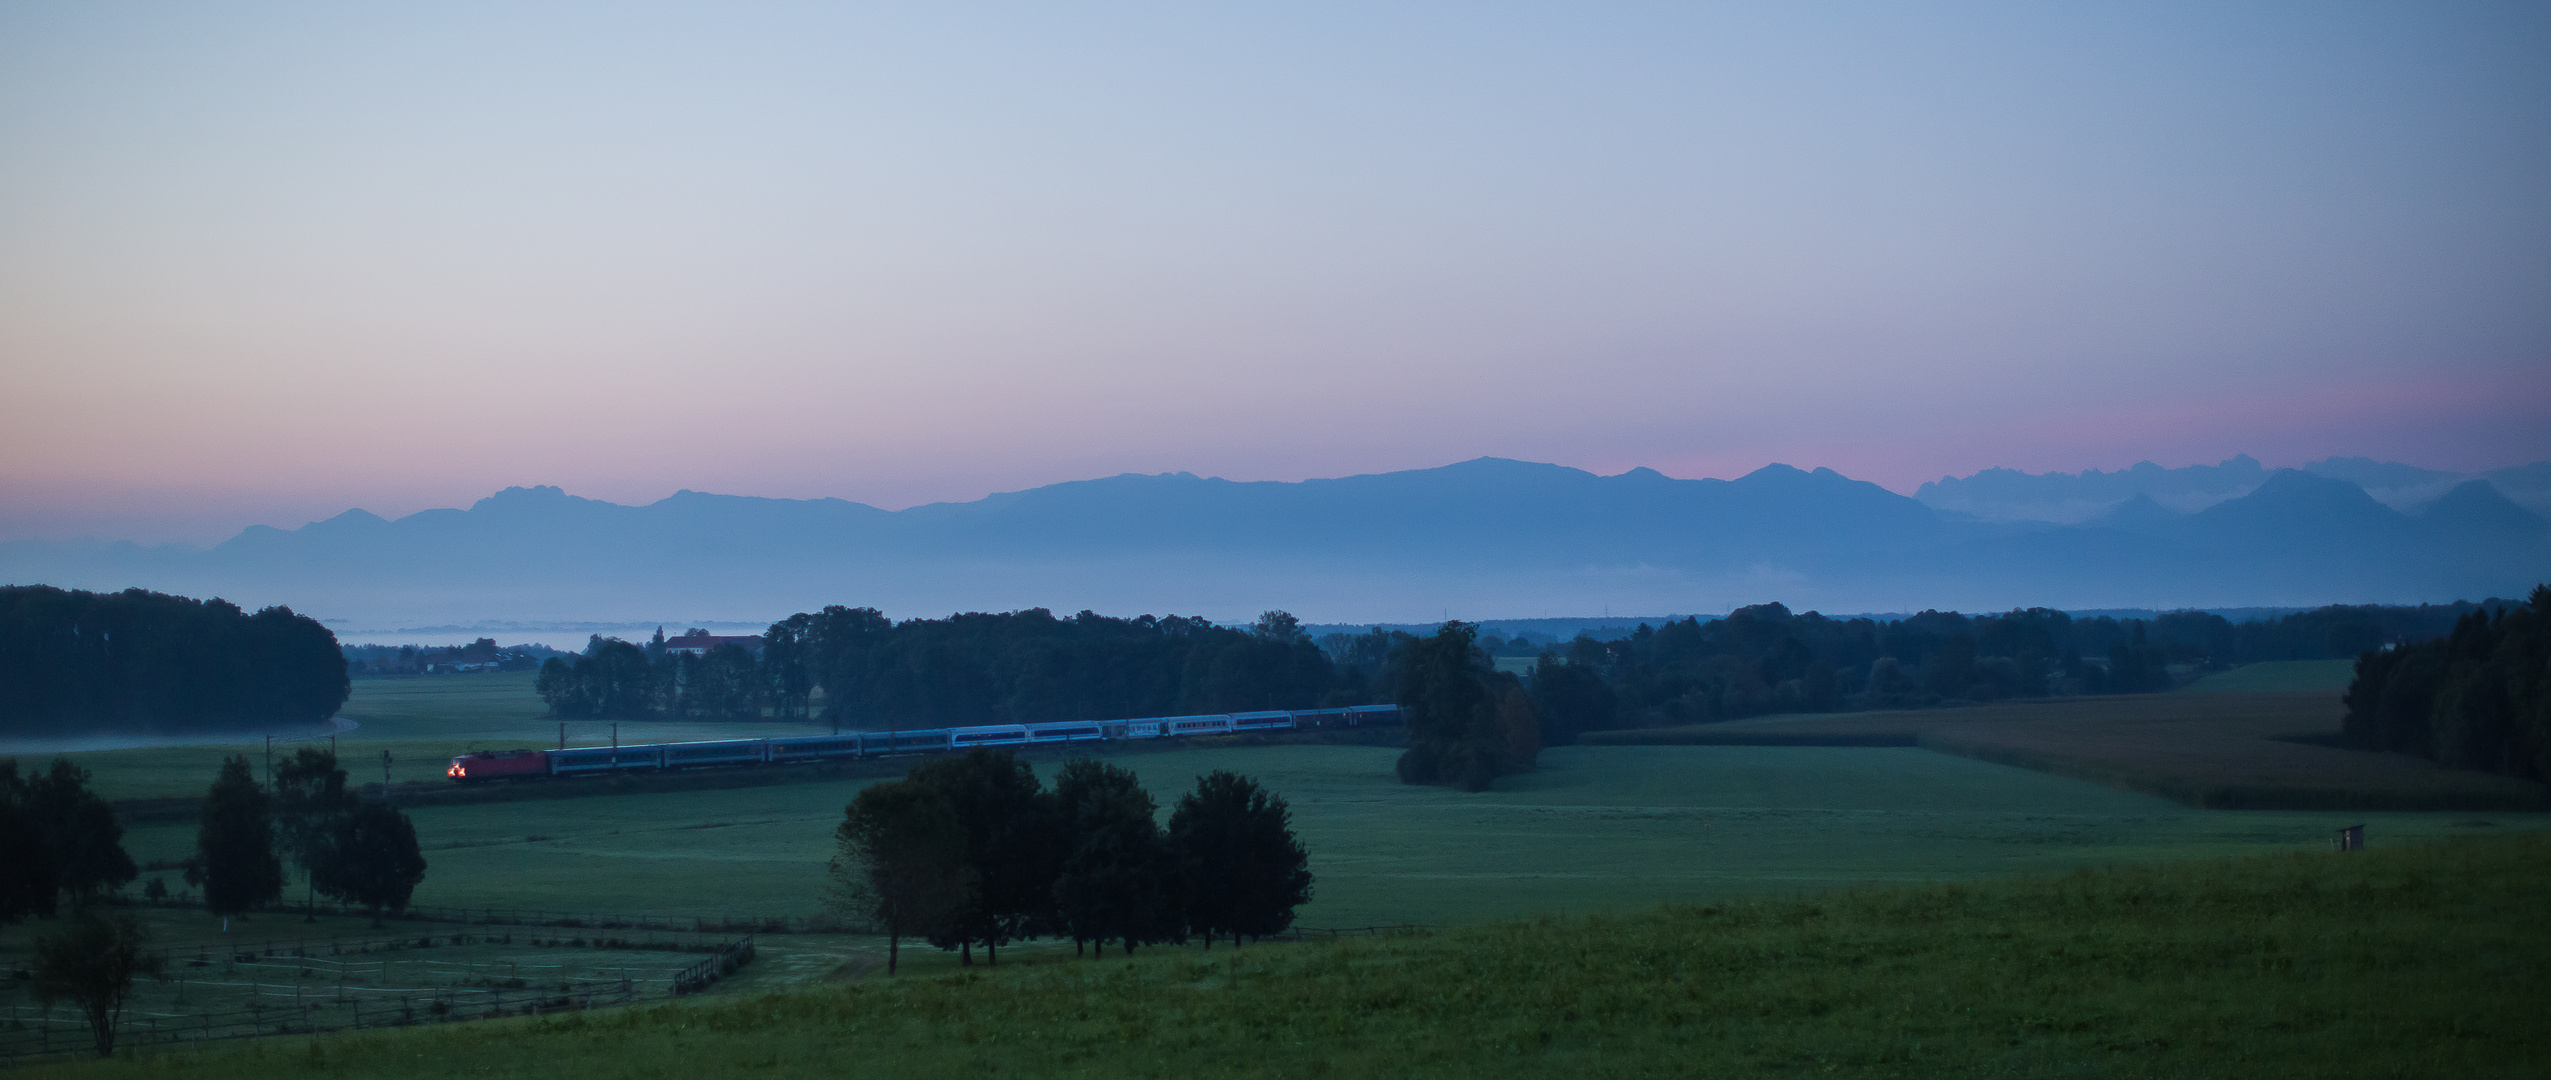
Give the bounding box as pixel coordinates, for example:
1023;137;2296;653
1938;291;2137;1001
33;833;2548;1079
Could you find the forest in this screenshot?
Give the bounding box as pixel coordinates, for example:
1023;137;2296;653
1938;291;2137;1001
2342;586;2550;782
0;586;349;736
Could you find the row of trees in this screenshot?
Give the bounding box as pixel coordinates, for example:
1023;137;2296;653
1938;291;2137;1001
538;608;1343;725
1337;599;2535;746
831;749;1312;972
535;633;767;721
2343;586;2550;781
192;749;429;923
0;586;349;736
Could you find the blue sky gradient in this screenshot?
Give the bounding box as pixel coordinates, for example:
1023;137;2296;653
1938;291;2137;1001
3;2;2545;543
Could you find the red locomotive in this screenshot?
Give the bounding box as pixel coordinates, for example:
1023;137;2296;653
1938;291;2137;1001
446;749;550;781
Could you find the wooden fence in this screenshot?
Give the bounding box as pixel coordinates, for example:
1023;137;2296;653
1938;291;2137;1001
0;931;755;1068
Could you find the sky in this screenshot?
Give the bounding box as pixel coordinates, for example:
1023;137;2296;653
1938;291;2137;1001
4;1;2547;545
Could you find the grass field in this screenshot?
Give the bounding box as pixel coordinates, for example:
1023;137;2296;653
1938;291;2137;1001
85;740;2545;929
2179;659;2357;693
1587;691;2551;810
17;833;2546;1079
11;675;2546;933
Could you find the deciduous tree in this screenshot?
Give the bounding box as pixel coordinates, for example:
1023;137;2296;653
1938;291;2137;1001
830;780;972;975
1168;770;1310;948
908;749;1059;964
1052;758;1180;956
272;747;356;919
193;756;282;916
31;909;165;1057
314;800;426;926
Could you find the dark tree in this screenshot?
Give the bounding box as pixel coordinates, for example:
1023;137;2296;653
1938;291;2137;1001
0;586;348;737
0;764;53;923
534;656;585;716
1168;770;1311;948
272;747;357;919
194;756;283;916
31;909;165;1057
536;637;658;719
1051;758;1180;956
761;618;816;719
1395;623;1530;791
831;779;973;975
908;749;1059;964
313;801;426;925
1527;656;1615;746
0;758;136;914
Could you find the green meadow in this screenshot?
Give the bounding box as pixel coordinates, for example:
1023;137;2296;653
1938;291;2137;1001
18;834;2547;1079
104;740;2543;926
54;671;2539;929
9;666;2551;1074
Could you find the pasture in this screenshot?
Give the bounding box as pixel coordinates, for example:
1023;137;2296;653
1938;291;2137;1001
15;670;2549;932
1587;689;2550;810
97;740;2542;930
17;833;2547;1079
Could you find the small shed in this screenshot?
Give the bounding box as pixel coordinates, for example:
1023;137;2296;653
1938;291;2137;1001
2332;824;2365;852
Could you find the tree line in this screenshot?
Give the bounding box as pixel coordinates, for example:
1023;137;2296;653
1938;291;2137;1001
831;748;1312;973
537;608;1342;725
1474;599;2535;744
2342;585;2550;782
528;596;2527;794
0;586;350;736
535;629;769;721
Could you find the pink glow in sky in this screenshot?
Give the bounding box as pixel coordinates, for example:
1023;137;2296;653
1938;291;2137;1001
3;2;2546;544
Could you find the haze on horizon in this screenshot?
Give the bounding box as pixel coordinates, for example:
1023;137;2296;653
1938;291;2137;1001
4;2;2547;546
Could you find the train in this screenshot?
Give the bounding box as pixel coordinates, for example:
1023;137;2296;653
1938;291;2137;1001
445;704;1402;781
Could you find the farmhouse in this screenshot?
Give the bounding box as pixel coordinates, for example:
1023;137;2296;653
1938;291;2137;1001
663;628;765;658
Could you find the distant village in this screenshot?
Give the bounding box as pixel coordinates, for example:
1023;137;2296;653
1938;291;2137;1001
341;628;769;677
341;637;565;677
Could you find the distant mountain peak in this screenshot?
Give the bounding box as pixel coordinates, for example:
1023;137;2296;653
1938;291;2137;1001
1738;463;1811;481
2420;480;2548;536
2193;469;2402;534
2092;492;2178;531
470;485;578;511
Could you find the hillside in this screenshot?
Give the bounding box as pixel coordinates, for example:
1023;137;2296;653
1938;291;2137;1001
20;835;2547;1078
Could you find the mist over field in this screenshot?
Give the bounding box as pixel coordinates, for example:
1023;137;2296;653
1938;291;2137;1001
4;455;2542;634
